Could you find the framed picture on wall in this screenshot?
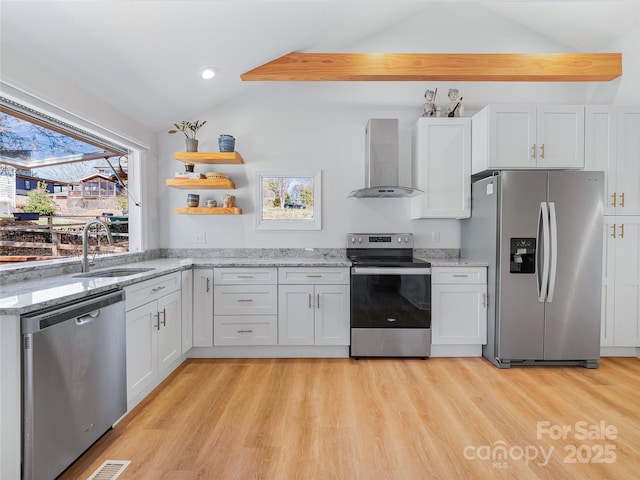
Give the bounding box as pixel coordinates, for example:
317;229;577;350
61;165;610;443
256;170;321;230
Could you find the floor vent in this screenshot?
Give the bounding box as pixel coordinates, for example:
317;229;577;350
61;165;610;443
87;460;131;480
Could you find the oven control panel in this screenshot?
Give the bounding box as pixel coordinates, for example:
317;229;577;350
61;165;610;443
347;233;414;248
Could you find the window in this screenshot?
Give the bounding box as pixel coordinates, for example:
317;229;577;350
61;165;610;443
256;171;321;230
0;95;144;264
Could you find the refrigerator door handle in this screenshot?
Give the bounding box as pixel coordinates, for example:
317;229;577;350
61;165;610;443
547;202;558;302
536;202;550;302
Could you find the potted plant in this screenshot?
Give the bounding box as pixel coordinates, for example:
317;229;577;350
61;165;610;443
168;120;207;152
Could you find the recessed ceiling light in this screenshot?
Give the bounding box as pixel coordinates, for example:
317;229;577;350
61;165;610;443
201;68;218;80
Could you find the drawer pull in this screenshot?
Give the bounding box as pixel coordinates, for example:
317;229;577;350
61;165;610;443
452;274;469;278
237;275;255;279
237;329;254;334
152;285;166;292
237;299;254;302
306;275;322;278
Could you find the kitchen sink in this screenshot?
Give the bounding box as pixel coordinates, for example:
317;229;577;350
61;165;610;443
74;267;155;278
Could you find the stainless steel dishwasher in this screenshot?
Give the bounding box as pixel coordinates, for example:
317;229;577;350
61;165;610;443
21;289;126;480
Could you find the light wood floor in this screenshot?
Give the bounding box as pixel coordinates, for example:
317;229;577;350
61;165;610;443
60;357;640;480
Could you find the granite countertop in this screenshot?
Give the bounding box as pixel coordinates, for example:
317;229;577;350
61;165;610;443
0;257;351;315
0;253;485;315
419;257;488;267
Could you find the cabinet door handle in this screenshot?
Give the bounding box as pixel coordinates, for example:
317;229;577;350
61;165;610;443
619;224;625;239
317;293;320;309
611;224;617;239
308;293;312;309
482;293;487;308
206;277;210;293
611;192;617;208
620;192;625;208
161;308;167;327
154;312;161;331
531;144;537;159
540;143;545;159
152;285;166;292
237;329;254;334
237;299;254;302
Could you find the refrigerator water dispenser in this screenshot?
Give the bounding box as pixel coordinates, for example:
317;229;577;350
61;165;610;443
510;238;536;274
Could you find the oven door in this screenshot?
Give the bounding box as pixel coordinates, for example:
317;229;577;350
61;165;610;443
350;267;431;328
351;267;431;357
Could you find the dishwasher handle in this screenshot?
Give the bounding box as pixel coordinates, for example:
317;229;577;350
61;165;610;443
76;310;101;325
21;290;125;334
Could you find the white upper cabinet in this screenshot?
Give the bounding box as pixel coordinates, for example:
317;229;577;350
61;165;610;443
585;106;617;215
411;117;471;219
472;105;585;174
585;106;640;215
616;107;640;215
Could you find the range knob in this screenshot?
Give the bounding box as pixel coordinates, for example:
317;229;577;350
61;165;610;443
404;236;409;243
351;236;356;244
358;237;363;243
397;237;402;243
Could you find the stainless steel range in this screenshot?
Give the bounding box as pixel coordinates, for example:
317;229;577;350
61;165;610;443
347;233;432;358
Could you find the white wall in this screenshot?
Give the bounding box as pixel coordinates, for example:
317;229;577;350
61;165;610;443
156;4;598;250
587;24;640;104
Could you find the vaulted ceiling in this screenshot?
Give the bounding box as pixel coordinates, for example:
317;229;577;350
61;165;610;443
1;1;638;133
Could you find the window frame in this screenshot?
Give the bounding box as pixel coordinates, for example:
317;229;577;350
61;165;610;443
256;170;322;231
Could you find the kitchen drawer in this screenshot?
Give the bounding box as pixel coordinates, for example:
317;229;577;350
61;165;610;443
214;285;278;315
214;315;278;345
125;272;181;311
279;267;350;285
431;267;486;284
214;268;278;285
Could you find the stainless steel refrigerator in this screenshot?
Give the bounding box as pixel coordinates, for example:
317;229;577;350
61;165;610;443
461;171;604;368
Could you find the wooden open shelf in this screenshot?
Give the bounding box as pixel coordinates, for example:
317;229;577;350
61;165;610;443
174;152;244;164
174;207;242;215
166;178;236;190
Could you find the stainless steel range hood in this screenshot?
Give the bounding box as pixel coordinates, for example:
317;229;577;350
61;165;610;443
348;118;422;198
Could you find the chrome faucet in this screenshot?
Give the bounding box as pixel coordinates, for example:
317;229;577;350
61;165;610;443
82;219;114;272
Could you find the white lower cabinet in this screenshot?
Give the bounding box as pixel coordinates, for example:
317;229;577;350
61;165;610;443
213;268;278;346
125;272;182;406
278;268;350;346
601;217;640;347
192;269;214;347
181;269;193;353
431;267;487;345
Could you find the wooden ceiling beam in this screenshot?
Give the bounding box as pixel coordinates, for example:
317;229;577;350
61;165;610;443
240;53;622;82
